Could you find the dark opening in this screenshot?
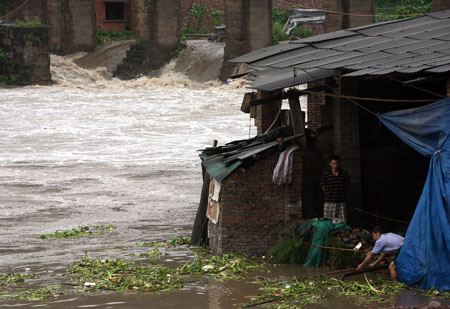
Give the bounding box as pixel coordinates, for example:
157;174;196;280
357;76;446;231
105;2;125;21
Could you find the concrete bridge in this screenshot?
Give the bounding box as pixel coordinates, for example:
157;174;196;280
5;0;449;81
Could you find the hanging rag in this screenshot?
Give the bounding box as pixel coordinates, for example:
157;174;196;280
272;144;300;185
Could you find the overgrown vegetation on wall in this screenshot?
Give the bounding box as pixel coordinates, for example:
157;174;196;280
182;3;225;35
14;17;43;27
96;29;136;47
0;47;16;86
375;0;432;22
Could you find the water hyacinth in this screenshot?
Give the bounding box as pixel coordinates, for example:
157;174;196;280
243;277;410;308
178;253;261;280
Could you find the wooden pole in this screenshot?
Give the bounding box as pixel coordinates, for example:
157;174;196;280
190;140;217;246
287;90;307;150
340;265;388;280
313;245;369;253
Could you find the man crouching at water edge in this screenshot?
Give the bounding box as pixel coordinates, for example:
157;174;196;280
356;226;404;281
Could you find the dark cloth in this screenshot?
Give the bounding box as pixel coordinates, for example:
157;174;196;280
320;169;350;203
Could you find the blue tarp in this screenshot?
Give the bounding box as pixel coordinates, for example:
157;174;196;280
378;98;450;291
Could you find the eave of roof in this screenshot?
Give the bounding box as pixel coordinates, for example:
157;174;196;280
232;9;450;90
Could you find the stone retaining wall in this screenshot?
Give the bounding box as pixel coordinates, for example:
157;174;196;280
0;24;50;85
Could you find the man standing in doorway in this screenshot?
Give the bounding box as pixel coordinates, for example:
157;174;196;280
320;154;350;224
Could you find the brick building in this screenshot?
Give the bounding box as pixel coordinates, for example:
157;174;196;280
209;5;450;257
95;0;134;31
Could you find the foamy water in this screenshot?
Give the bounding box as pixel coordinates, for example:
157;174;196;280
0;53;251;269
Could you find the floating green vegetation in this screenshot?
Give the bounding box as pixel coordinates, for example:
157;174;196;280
423;289;450;298
39;226;92;239
243;276;408;308
39;225;117;239
178;253;261;280
139;248;162;265
136;235;191;248
67;255;182;293
0;286;61;301
0;273;37;286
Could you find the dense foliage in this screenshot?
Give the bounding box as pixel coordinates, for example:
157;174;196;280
375;0;432;22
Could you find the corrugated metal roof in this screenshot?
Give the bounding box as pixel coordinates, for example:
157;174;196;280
427;64;450;73
230;43;305;63
236;9;450;90
250;68;334;91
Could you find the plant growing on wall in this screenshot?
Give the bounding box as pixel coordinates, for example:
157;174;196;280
0;48;16;86
375;0;432;22
182;3;225;35
14;16;43;27
96;29;136;47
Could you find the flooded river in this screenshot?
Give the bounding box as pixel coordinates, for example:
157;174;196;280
0;47;447;308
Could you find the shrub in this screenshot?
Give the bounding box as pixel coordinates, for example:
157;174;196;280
96;29;136;46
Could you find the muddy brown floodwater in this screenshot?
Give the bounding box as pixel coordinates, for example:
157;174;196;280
0;43;448;308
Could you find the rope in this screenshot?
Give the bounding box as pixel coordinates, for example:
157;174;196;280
277;0;425;18
264;101;283;134
354;207;409;225
0;0;30;20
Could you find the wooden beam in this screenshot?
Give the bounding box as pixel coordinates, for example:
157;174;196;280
287;90;307;150
249;92;287;106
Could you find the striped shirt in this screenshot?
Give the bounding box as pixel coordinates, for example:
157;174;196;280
320;169;350;202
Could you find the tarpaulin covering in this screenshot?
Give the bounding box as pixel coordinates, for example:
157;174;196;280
378;98;450;291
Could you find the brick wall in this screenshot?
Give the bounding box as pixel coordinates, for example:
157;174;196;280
255;90;281;135
332;71;361;224
323;0;374;32
209;150;303;256
433;0;450;11
0;24;50;85
307;80;326;131
274;0;323;10
95;0;134;32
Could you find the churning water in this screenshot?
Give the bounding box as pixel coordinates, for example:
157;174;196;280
0;50;250;271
